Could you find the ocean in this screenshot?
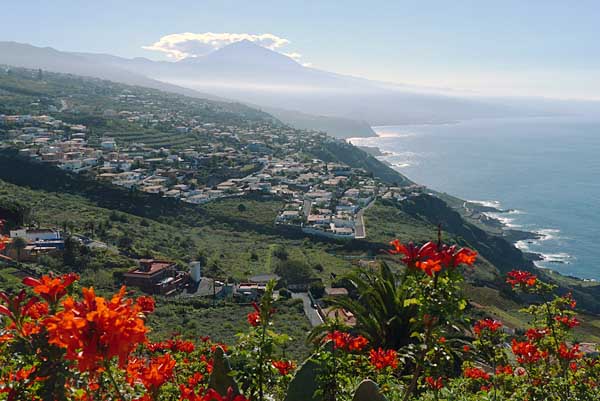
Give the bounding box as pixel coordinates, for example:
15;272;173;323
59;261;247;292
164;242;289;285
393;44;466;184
349;117;600;280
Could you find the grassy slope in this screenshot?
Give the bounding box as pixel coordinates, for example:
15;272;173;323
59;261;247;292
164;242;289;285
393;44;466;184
2;161;600;346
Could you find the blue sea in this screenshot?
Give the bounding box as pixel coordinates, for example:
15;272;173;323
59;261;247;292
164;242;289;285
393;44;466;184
349;117;600;280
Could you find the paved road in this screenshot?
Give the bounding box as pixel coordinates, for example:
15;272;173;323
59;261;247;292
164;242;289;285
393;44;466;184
292;292;323;327
303;199;312;218
354;199;376;239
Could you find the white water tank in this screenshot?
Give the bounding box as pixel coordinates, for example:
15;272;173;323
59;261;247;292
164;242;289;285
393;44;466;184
190;261;202;283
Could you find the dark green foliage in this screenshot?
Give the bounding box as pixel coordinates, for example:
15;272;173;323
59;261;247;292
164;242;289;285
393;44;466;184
275;260;314;285
309;280;325;298
0;198;31;229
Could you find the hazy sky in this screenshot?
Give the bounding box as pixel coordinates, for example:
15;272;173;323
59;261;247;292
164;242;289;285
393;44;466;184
3;0;598;99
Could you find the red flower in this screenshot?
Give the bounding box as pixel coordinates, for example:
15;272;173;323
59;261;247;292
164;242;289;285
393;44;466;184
525;328;549;340
388;240;437;266
146;338;195;353
324;330;368;352
369;348;399;370
247;311;260;327
506;270;537;288
272;360;296;375
0;289;39;323
22;273;79;305
348;334;369;352
247;301;272;327
554;315;580;329
455;248;478;266
558;343;582;361
473;318;502;336
136;296;155;313
562;292;577;309
425;376;443;390
511;339;547;364
463;345;471;353
463;367;490;380
180;387;249;401
437;244;477;268
438;336;446;344
495;365;514;375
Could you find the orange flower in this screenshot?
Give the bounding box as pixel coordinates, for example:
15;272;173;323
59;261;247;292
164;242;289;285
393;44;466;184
388;239;437;266
25;301;49;320
324;330;368;352
558;343;582;361
511;339;547;364
506;270;537;288
45;286;148;372
455;248;478;266
272;360;296;375
554;315;580;329
22;273;79;305
438;245;477;268
348;334;369;352
369;348;399;370
415;259;442;277
463;367;490;380
473;318;503;336
129;353;176;391
495;365;514;375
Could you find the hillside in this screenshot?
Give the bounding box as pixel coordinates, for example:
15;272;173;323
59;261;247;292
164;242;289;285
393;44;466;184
1;67;600;343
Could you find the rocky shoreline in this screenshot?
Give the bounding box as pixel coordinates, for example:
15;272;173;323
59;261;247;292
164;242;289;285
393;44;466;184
462;201;549;263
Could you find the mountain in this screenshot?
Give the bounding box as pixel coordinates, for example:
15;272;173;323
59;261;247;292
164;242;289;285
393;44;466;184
3;40;600;133
71;41;552;125
0;41;223;102
0;41;378;138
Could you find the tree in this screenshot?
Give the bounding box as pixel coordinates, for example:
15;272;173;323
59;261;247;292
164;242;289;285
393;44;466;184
274;259;313;285
12;237;28;262
117;236;133;250
63;236;81;267
310;262;418;349
270;244;288;261
237;204;247;212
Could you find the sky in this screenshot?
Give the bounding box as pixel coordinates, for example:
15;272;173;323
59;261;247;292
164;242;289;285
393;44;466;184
2;0;599;100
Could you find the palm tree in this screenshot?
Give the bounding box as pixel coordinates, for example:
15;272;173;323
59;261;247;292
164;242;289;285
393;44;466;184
310;262;420;349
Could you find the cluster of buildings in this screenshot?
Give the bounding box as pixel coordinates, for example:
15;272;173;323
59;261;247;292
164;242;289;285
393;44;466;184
1;87;425;244
3;228;64;262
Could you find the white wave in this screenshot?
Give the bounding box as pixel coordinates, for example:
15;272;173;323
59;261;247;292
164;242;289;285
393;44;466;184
515;240;530;252
534;252;573;268
376;131;416;138
482;212;522;228
535;228;561;241
541;252;572;262
393;162;411;168
467;199;502;209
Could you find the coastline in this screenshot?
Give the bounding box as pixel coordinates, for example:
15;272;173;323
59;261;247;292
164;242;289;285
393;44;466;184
349;131;570;273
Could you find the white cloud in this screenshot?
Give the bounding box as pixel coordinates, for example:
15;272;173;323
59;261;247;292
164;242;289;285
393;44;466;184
143;32;297;61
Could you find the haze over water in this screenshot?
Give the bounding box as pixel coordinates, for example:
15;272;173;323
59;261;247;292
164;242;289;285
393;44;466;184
350;117;600;280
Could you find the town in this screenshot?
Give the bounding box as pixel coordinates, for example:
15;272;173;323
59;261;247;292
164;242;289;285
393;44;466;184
1;108;423;241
